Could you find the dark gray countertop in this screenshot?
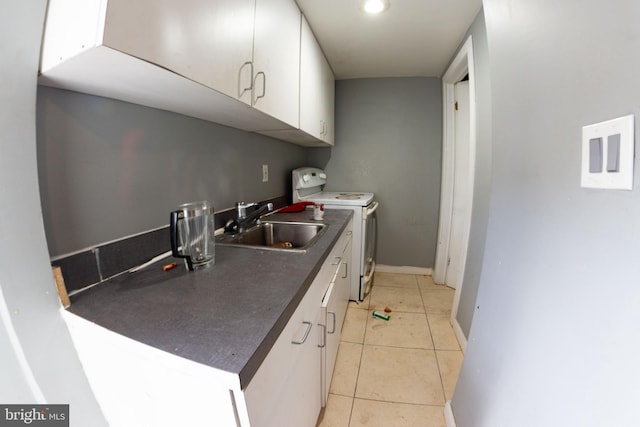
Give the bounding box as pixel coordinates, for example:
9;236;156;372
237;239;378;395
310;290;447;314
68;209;352;389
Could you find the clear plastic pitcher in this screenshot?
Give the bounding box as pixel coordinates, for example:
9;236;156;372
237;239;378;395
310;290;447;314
170;201;215;271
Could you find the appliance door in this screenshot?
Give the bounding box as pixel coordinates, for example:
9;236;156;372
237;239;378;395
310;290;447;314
361;201;378;297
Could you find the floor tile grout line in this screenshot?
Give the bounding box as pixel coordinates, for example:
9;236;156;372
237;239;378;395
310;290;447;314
328;391;356;399
346;307;372;427
357;342;436;351
417;275;451;404
349;306;444;314
348;395;447;408
422;275;452;405
434;347;451;405
418;276;440;352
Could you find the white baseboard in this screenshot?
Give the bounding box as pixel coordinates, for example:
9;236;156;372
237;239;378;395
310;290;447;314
450;316;467;353
375;264;433;276
444;401;457;427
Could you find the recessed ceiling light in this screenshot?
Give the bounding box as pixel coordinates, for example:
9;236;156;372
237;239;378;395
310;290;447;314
362;0;390;14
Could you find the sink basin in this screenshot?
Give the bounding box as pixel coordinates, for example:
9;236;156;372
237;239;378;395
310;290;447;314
215;221;326;252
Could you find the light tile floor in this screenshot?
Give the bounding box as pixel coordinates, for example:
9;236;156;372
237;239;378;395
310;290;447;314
317;272;462;427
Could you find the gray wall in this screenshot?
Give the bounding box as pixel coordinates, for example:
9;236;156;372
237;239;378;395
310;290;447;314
37;87;307;257
0;2;107;423
453;0;640;425
309;77;442;268
450;11;492;339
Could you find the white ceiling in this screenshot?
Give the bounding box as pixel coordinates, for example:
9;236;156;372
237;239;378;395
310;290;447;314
295;0;482;80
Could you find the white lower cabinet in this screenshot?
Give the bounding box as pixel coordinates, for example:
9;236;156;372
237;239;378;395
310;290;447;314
63;311;244;427
243;279;322;427
243;219;352;426
63;220;354;427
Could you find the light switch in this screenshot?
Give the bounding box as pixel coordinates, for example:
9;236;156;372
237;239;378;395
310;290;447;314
581;114;634;190
607;134;620;172
589;137;603;173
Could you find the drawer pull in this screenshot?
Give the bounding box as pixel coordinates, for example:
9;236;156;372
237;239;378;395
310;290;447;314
291;321;312;345
318;324;326;348
332;256;342;266
328;312;336;334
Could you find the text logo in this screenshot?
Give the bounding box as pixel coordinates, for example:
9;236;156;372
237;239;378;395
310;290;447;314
0;405;68;426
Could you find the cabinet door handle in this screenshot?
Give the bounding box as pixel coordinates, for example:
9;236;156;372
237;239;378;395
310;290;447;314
317;323;326;348
342;262;348;279
253;71;266;105
328;312;336;334
238;61;254;97
332;256;342;266
291;321;312;345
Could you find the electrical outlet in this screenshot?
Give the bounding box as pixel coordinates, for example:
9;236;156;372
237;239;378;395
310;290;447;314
262;164;269;182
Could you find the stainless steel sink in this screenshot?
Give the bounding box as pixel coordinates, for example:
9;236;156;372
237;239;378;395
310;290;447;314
215;221;326;252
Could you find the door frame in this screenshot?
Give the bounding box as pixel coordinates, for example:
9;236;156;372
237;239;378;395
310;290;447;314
434;35;476;346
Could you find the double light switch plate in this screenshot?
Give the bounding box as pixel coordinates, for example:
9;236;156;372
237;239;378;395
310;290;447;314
581;114;635;190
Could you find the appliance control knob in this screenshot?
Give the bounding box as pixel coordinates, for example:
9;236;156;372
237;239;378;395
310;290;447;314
303;174;310;182
319;173;327;179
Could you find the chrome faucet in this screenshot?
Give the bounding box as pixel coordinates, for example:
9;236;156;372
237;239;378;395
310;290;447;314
235;201;258;220
225;201;274;234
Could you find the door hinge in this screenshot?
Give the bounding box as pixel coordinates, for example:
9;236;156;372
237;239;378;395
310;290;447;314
454;101;458;111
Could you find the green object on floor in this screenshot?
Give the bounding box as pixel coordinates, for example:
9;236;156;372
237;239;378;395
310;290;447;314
372;310;390;321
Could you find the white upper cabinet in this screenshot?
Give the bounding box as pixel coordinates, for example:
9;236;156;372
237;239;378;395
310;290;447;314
39;0;331;146
102;0;255;104
300;16;335;145
252;0;301;128
260;16;335;146
40;0;282;132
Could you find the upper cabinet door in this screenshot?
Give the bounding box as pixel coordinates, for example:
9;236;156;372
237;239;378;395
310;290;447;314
103;0;255;103
252;0;301;128
300;17;335;145
319;50;335;145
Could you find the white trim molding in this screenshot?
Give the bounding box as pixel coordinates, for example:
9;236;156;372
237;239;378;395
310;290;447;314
444;400;457;427
375;264;433;276
434;35;476;287
434;35;477;327
450;315;468;353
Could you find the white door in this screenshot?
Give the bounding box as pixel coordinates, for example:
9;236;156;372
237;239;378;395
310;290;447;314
445;81;471;289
